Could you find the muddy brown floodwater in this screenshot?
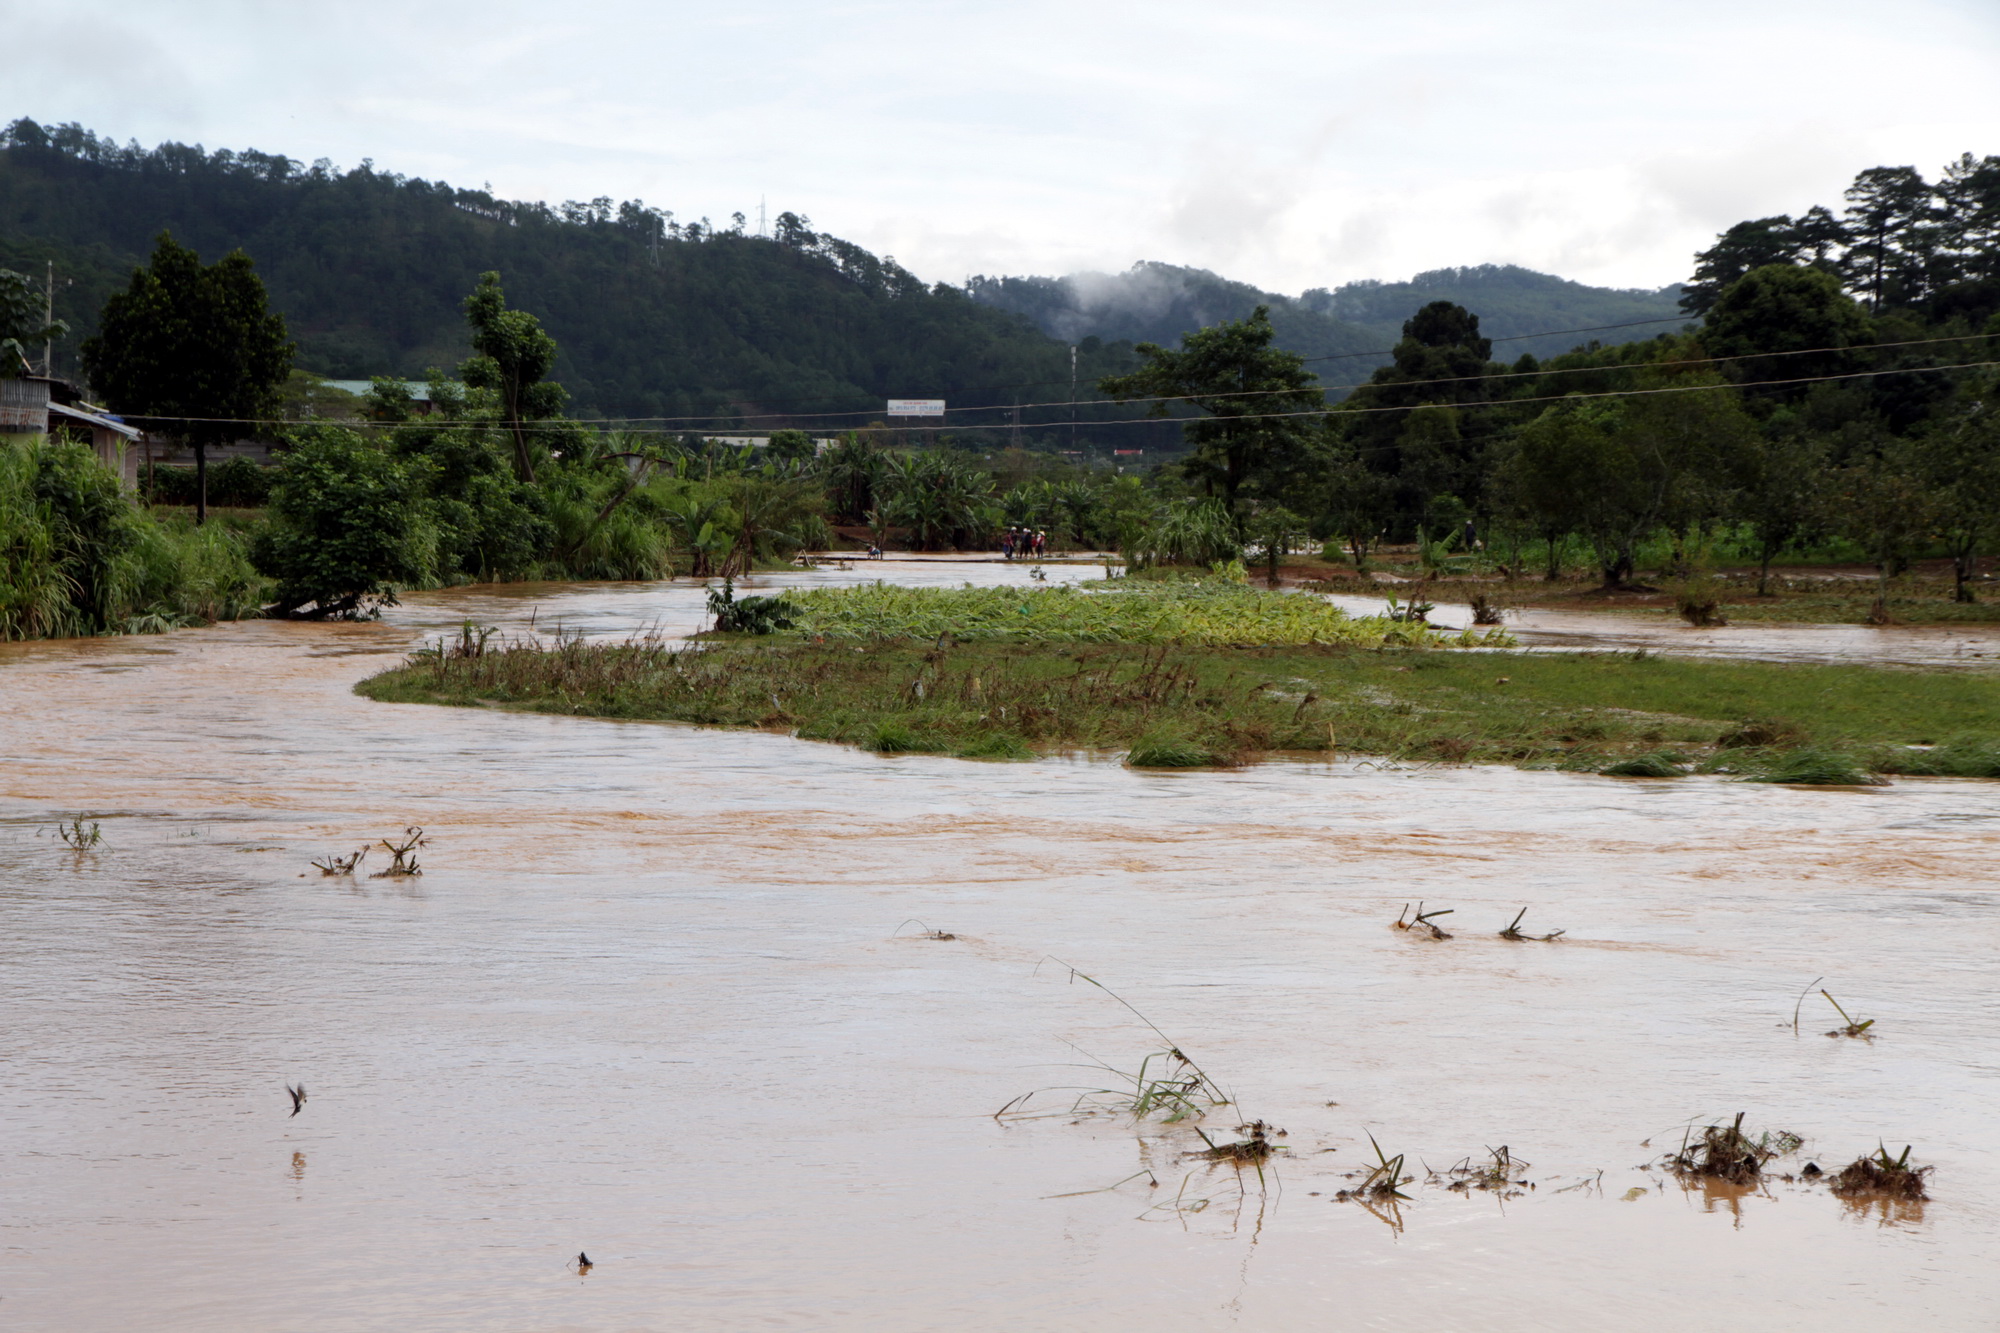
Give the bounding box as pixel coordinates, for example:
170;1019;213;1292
3;563;1998;1331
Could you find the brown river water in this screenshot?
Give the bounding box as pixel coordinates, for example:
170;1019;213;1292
3;562;1998;1330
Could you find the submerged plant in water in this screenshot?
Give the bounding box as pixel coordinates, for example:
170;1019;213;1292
1819;989;1876;1038
1664;1113;1799;1185
1829;1143;1932;1200
1498;907;1565;941
57;817;103;850
311;847;368;876
1394;901;1454;939
1440;1145;1532;1194
370;826;428;878
1335;1133;1413;1201
995;964;1232;1126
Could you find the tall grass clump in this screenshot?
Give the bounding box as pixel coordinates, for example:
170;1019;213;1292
1741;746;1886;787
1126;728;1231;768
0;437;265;639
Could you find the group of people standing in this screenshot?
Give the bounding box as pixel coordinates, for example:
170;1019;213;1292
1000;527;1047;560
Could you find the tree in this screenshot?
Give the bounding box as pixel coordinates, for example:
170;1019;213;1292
79;233;294;522
764;429;817;471
1841;166;1936;310
1493;404;1611;580
0;266;65;375
253;426;434;617
459;271;567;483
1831;441;1937;623
1730;427;1828;596
1701;264;1869;395
817;433;880;523
1336;300;1499;526
1910;390;2000;601
1098;306;1324;522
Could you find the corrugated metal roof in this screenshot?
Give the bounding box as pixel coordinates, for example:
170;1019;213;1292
49;401;141;438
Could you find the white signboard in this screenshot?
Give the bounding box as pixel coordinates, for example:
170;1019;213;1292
886;398;946;417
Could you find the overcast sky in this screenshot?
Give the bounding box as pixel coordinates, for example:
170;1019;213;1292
9;0;2000;295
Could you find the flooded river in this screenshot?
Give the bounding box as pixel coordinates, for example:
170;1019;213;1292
3;563;1997;1330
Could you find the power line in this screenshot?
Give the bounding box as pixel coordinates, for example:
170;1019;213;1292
133;355;2000;434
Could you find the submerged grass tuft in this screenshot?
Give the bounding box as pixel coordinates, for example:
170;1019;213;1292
1126;729;1232;768
1741;747;1887;787
1830;1144;1932;1200
1600;752;1686;778
1664;1112;1799;1184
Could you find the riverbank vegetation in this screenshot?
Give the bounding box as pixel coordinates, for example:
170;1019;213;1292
0;435;264;638
358;601;2000;776
10;142;2000;637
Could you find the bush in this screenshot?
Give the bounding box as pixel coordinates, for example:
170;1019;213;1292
1;438;265;638
254;426;437;617
145;455;273;507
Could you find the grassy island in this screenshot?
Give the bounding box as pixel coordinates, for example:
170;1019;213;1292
357;582;2000;781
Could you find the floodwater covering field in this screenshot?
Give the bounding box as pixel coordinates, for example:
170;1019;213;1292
3;561;1998;1331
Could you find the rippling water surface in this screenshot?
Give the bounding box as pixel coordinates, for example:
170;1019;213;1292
3;562;1997;1330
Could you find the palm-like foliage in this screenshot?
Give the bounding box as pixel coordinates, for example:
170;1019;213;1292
879;450;998;549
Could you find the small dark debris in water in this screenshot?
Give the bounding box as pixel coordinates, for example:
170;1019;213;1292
1664;1113;1797;1184
1802;1161;1823;1177
311;847;367;876
1191;1120;1284;1163
1438;1145;1532;1195
1394;901;1454;940
1498;907;1565;941
1830;1144;1931;1200
575;1251;593;1273
894;919;957;941
369;827;427;878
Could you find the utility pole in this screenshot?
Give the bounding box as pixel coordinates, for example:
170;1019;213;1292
1069;344;1077;453
43;261;55;377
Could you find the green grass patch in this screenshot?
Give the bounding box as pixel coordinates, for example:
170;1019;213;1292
357;628;2000;779
780;579;1507;648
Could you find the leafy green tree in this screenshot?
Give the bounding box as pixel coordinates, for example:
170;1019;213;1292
1831;441;1937;622
80;233;294;522
1098;306;1324;521
878;450;996;549
1910;391;2000;601
764;429;818;472
817;434;881;523
1492;404;1610;579
1729;426;1829;595
459;271;567;482
1701;264;1869;396
1336;301;1499;526
0;266;65;374
253;425;434;617
1314;434;1397;572
1841;166;1937;310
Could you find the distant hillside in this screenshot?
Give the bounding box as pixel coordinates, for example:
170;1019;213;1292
1;118;1685;430
1308;265;1685;358
0;119;1132;432
969;261;1686;380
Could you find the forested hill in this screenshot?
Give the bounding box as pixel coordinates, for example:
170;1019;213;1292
1;117;1681;424
0;119;1110;424
968;263;1684;372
